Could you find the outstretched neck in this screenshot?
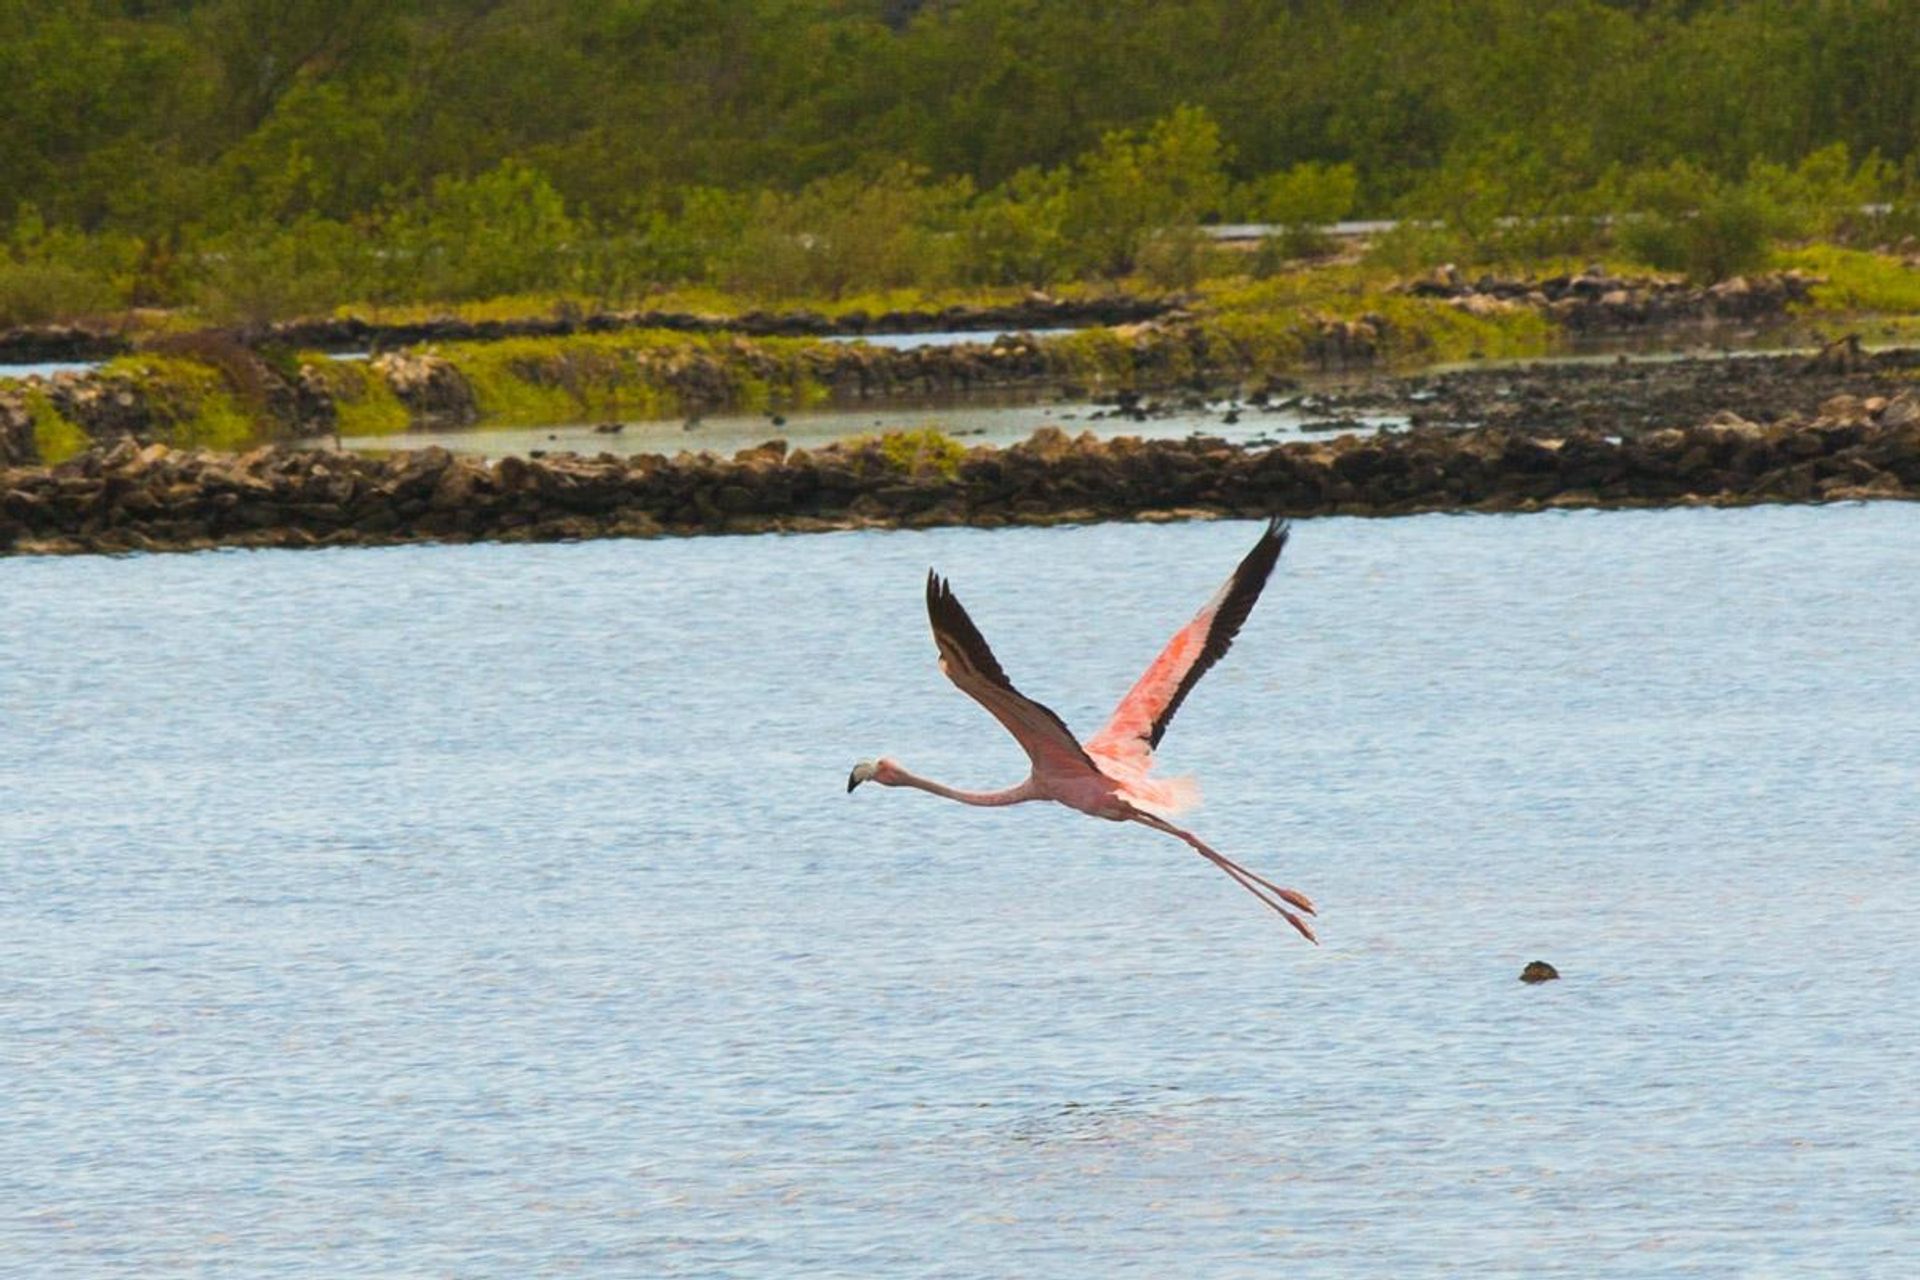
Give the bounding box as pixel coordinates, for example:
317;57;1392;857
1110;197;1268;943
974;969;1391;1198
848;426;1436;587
888;768;1038;807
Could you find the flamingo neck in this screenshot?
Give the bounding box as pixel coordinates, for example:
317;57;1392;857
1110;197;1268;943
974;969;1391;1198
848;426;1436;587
888;769;1038;807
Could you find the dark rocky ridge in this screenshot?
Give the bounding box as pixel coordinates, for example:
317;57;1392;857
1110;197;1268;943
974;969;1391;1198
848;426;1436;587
0;268;1822;366
6;392;1915;557
0;296;1185;365
1401;266;1820;331
1246;338;1920;437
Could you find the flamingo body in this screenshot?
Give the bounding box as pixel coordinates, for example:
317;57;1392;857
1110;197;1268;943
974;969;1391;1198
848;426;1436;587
849;518;1317;942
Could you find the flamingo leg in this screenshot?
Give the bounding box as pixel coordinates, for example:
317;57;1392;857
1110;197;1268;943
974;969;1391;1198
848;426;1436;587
1131;812;1319;944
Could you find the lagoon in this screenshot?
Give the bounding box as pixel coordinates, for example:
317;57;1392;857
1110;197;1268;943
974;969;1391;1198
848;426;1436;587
3;505;1917;1275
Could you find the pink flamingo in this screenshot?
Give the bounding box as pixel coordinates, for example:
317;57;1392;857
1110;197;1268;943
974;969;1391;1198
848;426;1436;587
848;518;1318;942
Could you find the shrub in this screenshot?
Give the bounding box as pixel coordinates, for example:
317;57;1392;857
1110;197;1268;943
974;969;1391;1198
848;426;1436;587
717;165;967;300
0;261;118;327
1;209;127;324
1065;105;1231;278
388;161;581;301
956;167;1073;288
1245;162;1359;260
1618;163;1786;282
192;217;371;325
1136;225;1216;290
857;427;966;479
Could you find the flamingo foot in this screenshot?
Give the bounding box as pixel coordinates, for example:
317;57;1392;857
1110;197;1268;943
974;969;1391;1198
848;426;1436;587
1203;849;1320;945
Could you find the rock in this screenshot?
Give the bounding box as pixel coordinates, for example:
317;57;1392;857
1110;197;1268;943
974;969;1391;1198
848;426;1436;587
7;385;1919;556
1880;393;1920;428
1519;961;1560;984
1449;293;1516;318
1818;394;1867;423
1802;334;1866;376
370;351;477;423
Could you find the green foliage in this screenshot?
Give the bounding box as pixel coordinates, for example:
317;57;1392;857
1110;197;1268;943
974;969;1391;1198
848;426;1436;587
1;210;131;324
0;260;119;327
1249;162;1360;229
1205;271;1554;367
1066;105;1230;277
1744;143;1895;241
1363;222;1473;275
194;216;373;324
25;389;90;464
299;357;410;436
4;3;1920;320
957;168;1074;288
443;331;833;425
859;427;966;479
1782;246;1920;314
1244;162;1360;261
715;166;970;300
99;355;257;451
1135;226;1218;291
391;162;581;302
1616;163;1784;283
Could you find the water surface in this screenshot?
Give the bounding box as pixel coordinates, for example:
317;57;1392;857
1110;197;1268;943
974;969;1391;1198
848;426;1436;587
299;394;1376;459
3;505;1917;1276
0;360;101;380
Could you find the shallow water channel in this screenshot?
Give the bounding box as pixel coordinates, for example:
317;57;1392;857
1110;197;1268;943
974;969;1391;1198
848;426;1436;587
4;504;1917;1275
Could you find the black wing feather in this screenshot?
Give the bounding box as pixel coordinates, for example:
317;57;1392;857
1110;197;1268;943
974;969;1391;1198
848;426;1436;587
926;570;1097;769
1148;517;1289;749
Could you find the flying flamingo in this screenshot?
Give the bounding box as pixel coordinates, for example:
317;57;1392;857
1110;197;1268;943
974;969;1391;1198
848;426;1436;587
848;517;1318;942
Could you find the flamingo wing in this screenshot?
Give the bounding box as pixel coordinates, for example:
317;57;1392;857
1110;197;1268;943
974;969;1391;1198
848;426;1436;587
1087;518;1289;769
926;571;1104;781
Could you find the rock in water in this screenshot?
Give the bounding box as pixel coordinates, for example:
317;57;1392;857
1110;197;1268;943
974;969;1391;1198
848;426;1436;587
1520;960;1560;984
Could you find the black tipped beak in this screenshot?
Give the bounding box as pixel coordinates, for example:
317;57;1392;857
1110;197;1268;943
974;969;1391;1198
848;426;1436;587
847;768;863;793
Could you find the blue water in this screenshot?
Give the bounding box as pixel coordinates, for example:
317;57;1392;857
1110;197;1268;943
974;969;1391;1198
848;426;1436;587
825;328;1078;350
0;360;100;380
3;505;1917;1276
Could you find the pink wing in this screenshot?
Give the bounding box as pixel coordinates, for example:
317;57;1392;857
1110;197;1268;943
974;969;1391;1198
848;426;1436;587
925;572;1107;784
1086;518;1289;773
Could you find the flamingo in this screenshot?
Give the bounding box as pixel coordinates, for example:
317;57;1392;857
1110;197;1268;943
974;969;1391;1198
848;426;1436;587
848;517;1318;942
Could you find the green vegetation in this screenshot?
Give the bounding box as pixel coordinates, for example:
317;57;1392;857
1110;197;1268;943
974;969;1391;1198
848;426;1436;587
298;358;410;436
1782;245;1920;314
6;1;1920;326
444;331;833;426
853;427;969;480
99;356;256;451
25;389;89;464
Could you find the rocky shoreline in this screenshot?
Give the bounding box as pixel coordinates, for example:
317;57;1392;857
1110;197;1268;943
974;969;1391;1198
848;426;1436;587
0;267;1819;368
6;391;1914;557
0;296;1187;366
4;298;1880;473
1173;337;1920;438
1400;265;1819;330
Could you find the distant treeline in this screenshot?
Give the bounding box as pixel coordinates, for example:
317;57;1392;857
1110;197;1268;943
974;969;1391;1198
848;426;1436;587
4;0;1918;322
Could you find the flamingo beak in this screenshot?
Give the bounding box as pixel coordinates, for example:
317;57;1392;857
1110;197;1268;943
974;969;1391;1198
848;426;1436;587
847;760;877;792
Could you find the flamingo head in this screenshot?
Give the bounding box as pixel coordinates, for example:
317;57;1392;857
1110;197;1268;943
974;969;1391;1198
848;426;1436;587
846;757;899;792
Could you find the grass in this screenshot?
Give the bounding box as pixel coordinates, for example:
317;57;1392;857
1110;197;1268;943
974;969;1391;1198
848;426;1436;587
25;388;91;463
97;354;256;451
860;426;967;478
297;357;411;436
19;244;1912;459
1779;245;1920;315
441;330;836;425
326;280;1116;328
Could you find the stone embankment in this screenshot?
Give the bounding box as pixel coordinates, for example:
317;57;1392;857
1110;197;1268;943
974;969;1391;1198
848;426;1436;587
254;294;1183;352
6;394;1915;556
0;296;1183;366
1403;267;1817;330
0;268;1820;368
